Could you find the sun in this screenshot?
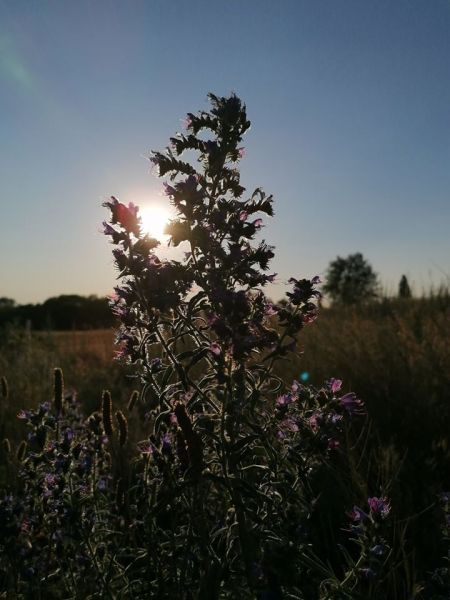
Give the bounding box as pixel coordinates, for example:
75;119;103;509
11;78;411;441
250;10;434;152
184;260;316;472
139;206;170;241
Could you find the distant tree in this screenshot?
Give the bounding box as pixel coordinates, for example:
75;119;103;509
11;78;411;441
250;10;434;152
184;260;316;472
0;297;16;309
323;252;378;305
398;274;412;298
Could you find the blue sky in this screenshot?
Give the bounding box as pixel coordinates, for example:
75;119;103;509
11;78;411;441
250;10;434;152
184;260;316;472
1;0;449;303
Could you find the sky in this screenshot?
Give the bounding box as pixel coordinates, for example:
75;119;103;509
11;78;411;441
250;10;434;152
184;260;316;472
1;0;449;304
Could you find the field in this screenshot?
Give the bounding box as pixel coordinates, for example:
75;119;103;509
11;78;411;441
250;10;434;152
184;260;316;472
1;295;449;596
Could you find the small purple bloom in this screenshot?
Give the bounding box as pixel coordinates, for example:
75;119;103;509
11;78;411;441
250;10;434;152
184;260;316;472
209;342;222;356
349;506;367;523
311;275;322;284
102;221;117;236
264;303;278;316
368;496;391;519
252;218;263;229
161;433;172;453
239;210;248;221
338;392;364;415
276;393;294;407
328;378;343;393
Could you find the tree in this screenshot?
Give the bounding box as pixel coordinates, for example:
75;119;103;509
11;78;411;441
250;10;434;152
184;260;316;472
398;274;412;298
323;252;378;304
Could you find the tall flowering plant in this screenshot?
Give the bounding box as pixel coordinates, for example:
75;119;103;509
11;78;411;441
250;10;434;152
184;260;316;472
6;94;437;599
101;94;369;597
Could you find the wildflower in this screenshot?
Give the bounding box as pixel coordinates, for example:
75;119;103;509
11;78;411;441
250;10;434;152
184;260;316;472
328;378;342;393
209;341;222;356
368;496;391;519
349;506;367;523
105;197;140;235
161;433;172;453
338;392;364;416
276;393;294;407
264;303;278;316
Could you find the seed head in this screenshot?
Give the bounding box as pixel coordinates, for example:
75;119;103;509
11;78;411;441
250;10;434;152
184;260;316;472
16;440;27;462
102;390;114;437
115;410;128;446
127;390;139;412
53;368;64;414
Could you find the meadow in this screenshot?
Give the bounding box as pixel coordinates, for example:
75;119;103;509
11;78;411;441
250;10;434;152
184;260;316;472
1;94;449;599
1;293;449;597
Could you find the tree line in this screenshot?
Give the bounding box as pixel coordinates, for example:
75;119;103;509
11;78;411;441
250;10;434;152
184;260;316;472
0;255;416;330
0;295;115;330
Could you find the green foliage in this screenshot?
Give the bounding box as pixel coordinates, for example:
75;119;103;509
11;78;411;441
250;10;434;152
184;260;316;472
323;252;379;305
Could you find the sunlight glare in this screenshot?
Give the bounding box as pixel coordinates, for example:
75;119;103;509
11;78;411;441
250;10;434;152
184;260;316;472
140;206;170;241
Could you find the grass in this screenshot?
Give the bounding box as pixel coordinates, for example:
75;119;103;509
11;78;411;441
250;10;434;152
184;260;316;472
1;295;449;578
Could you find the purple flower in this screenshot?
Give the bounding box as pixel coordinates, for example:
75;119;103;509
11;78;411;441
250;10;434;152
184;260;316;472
279;417;299;433
349;506;367;523
264;303;278;316
311;275;322;284
102;221;117;236
338;392;364;415
209;342;222;356
239;210;248;221
162;433;172;453
291;380;300;393
252;218;263;229
328;378;342;393
276;393;294;407
17;409;32;420
368;496;391;519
